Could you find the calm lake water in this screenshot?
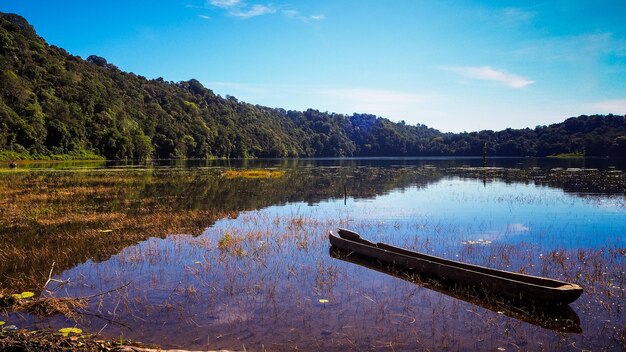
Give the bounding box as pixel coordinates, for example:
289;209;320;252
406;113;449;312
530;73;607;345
1;158;625;350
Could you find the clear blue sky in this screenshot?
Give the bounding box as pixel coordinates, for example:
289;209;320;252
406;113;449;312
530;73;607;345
2;0;625;132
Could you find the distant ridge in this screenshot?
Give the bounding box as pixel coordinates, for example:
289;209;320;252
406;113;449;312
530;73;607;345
1;12;624;160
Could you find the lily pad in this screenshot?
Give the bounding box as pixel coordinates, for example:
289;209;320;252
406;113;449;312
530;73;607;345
58;327;83;336
11;291;35;299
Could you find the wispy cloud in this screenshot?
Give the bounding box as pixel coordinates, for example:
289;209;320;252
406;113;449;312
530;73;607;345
231;4;275;18
282;9;325;22
206;0;274;19
442;66;534;89
588;99;626;113
209;0;241;9
198;14;211;20
203;0;323;21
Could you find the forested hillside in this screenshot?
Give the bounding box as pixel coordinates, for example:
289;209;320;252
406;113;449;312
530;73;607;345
1;12;624;160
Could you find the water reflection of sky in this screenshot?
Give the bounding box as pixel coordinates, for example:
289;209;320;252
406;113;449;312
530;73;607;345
262;177;625;250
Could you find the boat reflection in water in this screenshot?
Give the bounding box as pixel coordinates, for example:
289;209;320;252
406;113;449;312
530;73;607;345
329;247;582;334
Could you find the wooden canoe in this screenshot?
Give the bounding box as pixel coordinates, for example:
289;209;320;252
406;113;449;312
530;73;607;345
329;229;583;305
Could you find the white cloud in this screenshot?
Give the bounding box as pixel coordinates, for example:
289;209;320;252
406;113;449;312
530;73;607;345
231;4;275;18
204;1;322;21
588;99;626;113
281;10;325;22
198;14;211;20
443;66;534;88
208;0;241;9
282;10;300;18
206;0;274;19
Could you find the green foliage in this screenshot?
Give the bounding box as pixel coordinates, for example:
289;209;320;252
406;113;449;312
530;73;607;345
0;149;104;161
0;12;624;160
183;100;199;111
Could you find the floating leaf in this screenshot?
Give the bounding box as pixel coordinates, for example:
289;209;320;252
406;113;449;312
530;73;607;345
0;321;5;326
58;327;82;336
11;291;35;299
318;299;329;303
98;229;113;233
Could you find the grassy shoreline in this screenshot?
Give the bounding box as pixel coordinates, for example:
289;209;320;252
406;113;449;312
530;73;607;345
0;150;105;162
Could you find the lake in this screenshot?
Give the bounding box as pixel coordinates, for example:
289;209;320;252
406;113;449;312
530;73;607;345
1;157;624;350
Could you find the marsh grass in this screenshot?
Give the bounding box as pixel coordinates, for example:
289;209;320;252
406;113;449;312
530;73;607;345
0;170;241;291
12;210;619;351
0;293;88;320
0;165;624;351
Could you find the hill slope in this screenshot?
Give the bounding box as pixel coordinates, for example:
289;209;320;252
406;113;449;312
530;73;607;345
0;12;624;160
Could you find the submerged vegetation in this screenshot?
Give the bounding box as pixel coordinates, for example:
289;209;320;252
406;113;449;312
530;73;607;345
547;152;585;159
0;163;624;350
1;12;625;161
223;169;285;179
0;164;623;291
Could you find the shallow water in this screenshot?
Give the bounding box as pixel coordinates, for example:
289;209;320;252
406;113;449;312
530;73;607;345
1;158;625;350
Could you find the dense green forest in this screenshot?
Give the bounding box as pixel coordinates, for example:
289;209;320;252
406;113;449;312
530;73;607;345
1;12;625;160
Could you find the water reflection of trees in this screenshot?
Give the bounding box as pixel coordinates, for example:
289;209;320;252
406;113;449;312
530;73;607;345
445;167;625;195
138;167;443;212
0;166;623;290
0;167;442;290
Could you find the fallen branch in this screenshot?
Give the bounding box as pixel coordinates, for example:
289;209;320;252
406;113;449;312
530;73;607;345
42;261;70;294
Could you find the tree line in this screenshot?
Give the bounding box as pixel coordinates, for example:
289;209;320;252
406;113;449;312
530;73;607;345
1;12;624;160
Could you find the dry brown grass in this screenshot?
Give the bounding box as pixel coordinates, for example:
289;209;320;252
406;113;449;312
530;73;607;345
1;294;88;319
0;170;239;291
